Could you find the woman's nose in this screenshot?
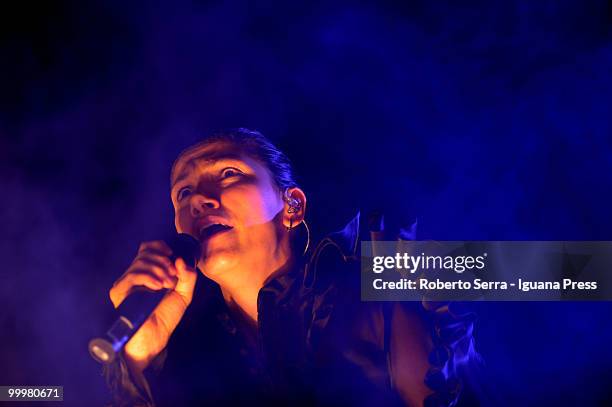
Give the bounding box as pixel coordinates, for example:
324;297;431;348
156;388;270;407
189;193;219;216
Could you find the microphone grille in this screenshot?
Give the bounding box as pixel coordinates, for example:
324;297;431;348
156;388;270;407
169;233;201;268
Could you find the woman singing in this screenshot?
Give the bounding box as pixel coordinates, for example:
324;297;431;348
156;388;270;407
103;128;476;406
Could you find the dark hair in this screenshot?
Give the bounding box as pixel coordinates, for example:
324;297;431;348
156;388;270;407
171;128;297;190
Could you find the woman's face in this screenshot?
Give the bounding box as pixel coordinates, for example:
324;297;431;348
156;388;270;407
170;142;286;279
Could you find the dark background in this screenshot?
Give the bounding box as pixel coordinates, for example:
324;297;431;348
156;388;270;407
1;1;612;405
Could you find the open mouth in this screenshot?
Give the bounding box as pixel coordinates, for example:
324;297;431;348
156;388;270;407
199;224;233;241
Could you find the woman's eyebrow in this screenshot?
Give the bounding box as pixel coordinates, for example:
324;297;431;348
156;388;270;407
172;155;248;186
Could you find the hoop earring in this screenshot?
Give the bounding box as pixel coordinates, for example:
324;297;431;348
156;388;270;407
287;218;311;256
302;219;311;256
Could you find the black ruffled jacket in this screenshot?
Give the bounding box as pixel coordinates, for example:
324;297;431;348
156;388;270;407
102;213;478;406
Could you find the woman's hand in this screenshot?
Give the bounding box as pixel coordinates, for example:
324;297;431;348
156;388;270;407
109;240;198;375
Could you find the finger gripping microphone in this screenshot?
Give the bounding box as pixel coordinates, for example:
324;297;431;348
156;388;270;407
88;233;201;364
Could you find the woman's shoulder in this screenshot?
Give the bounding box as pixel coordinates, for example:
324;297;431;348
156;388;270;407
301;212;482;407
303;212;362;291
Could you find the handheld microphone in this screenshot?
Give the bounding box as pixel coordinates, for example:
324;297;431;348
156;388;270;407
88;233;201;364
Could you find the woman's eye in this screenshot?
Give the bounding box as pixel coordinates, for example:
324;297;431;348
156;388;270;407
177;187;192;201
220;167;243;179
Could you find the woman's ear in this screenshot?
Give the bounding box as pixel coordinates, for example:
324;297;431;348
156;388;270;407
282;187;307;230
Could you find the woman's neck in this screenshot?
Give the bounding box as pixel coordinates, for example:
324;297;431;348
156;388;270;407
217;243;293;323
220;280;261;323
